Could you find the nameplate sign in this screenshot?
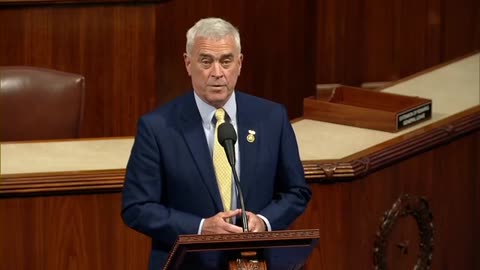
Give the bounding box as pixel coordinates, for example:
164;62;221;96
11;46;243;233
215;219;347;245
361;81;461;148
397;103;432;129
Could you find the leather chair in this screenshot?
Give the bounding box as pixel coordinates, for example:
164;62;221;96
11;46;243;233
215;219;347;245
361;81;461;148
0;66;85;141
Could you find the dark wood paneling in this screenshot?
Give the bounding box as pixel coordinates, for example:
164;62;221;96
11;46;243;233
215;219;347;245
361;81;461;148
2;0;476;136
316;0;363;84
0;4;158;137
0;0;316;137
0;193;150;270
1;0;478;135
315;0;480;86
443;0;480;59
0;0;168;6
292;130;480;270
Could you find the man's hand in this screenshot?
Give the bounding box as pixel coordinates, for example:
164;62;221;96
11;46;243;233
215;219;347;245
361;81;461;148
245;211;267;232
201;209;243;234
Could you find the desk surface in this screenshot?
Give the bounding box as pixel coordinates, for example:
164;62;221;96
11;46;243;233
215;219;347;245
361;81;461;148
293;53;479;160
1;53;479;176
1;138;133;175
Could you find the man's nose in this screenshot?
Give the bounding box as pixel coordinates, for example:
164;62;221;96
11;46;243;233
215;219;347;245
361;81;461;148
210;62;224;78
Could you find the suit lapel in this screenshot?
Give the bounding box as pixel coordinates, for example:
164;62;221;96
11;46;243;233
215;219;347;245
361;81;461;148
236;93;260;204
179;93;223;211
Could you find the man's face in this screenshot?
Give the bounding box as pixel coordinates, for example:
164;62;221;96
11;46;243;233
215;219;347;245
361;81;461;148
184;36;243;108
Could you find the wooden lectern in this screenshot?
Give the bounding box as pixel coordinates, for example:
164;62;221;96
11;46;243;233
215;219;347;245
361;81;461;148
163;229;319;270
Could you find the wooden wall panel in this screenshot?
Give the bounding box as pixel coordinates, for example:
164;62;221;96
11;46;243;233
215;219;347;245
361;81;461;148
315;0;363;84
1;0;477;136
0;0;316;137
0;193;150;270
443;0;479;58
315;0;480;86
0;4;158;138
292;130;480;270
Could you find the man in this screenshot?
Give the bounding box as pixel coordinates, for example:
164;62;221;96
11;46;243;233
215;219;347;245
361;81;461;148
121;17;311;269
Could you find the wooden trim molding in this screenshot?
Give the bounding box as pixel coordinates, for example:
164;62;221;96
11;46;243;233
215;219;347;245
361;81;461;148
177;229;320;244
304;106;480;182
1;106;478;196
0;0;168;6
0;169;125;197
164;229;320;270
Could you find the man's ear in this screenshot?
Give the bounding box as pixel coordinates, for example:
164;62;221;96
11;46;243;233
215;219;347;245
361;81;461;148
238;54;243;75
184;53;191;76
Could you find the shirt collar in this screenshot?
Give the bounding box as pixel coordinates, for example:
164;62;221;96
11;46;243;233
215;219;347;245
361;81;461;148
194;91;237;126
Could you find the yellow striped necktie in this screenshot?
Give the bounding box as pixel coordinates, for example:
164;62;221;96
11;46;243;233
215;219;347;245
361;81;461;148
212;108;232;212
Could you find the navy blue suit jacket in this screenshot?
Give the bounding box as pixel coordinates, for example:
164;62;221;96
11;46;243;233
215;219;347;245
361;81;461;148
121;91;311;269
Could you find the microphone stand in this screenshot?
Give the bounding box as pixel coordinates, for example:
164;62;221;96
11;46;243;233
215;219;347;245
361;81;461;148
218;122;249;232
230;164;249;232
219;124;266;269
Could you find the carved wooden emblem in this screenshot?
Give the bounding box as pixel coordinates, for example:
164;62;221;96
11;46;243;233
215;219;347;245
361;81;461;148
374;194;434;270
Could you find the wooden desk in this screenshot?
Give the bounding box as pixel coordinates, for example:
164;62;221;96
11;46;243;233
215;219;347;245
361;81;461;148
1;53;479;270
290;53;479;270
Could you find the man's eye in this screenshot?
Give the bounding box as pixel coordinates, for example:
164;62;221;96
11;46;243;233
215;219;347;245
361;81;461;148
200;59;212;67
221;60;232;67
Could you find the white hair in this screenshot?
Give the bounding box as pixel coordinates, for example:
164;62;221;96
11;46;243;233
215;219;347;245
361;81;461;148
186;17;241;55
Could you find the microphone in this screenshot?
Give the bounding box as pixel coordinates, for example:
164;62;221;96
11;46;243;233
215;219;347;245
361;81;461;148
217;122;249;232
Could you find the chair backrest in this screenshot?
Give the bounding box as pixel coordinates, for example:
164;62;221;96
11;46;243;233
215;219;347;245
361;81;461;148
0;66;85;141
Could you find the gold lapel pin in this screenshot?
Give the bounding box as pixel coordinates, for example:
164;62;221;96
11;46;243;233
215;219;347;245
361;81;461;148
247;130;256;143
